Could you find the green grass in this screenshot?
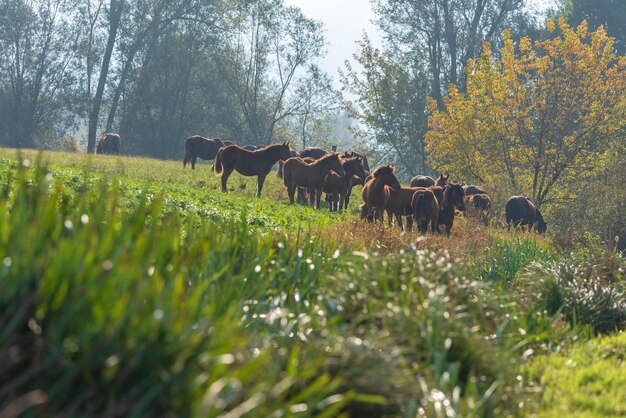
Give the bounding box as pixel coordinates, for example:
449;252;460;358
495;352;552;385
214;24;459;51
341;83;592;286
526;331;626;417
0;149;624;417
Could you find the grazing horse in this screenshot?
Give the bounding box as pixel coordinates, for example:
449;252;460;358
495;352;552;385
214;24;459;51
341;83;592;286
384;187;424;231
183;136;225;169
323;156;366;212
96;132;121;155
463;184;488;197
410;175;435;188
464;193;492;225
437;183;466;235
412;189;439;233
214;142;292;197
505;196;547;233
283;153;345;209
344;171;369;210
434;174;449;187
362;165;401;223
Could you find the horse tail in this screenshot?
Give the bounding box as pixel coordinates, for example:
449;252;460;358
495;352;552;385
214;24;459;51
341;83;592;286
283;163;291;188
214;148;224;176
413;193;424;222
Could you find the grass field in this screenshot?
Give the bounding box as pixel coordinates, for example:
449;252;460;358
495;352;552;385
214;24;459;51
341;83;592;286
0;148;624;417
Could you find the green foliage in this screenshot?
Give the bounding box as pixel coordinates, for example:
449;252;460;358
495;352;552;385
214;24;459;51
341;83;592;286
525;331;626;417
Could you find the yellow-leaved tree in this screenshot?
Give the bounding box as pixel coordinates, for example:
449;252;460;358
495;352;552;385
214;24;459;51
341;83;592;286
426;18;626;207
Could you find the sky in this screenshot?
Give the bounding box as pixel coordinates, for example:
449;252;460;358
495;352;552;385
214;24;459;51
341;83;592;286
284;0;558;87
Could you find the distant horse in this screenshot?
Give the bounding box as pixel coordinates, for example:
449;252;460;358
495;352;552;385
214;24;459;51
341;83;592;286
437;183;466;235
283;153;345;209
277;149;299;178
214;142;292;197
183;136;225;169
344;171;369;209
242;145;259;151
412;188;439;233
384;187;424;231
505;196;547;233
464;193;492;225
410;175;435;188
362;165;401;223
323;155;366;212
96;132;121;155
434;174;449;187
299;147;328;160
463;184;488;197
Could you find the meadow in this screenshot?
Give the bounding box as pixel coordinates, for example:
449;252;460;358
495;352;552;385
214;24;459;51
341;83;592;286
0;148;624;417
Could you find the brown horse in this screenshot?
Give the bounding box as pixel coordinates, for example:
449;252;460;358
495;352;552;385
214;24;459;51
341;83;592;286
463;184;487;196
434;174;449;187
214;142;292;197
183;136;225;169
412;189;439;233
283;153;345;209
384;187;424;231
96;132;121;155
277;149;299;178
437;183;466;235
464;193;492;225
410;175;435;188
323;156;367;212
362;165;401;223
505;196;547;233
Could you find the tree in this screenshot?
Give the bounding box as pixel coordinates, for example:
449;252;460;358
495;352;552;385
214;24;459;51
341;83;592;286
567;0;626;54
373;0;528;106
0;0;79;148
426;19;626;207
340;35;429;177
216;1;325;145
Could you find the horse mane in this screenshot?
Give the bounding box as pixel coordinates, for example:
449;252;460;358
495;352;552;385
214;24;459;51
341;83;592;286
254;142;288;152
371;165;394;177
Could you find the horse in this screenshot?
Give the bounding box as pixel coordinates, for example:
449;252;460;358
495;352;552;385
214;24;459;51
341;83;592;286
96;132;121;155
299;147;328;160
283;153;346;209
344;171;369;210
464;193;492;225
242;145;259;151
434;174;449;187
183;136;225;169
362;165;401;223
505;196;547;233
323;155;367;212
463;184;488;197
384;187;424;231
277;149;299;178
410;175;435;188
214;141;292;197
412;189;439;233
436;183;466;235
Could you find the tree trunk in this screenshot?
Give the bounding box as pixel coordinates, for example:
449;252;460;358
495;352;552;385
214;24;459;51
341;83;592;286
87;0;125;153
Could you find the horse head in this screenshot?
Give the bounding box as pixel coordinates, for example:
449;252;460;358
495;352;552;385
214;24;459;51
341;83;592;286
444;183;465;211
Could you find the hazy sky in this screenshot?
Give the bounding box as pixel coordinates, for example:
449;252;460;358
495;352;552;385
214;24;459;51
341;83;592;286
284;0;557;86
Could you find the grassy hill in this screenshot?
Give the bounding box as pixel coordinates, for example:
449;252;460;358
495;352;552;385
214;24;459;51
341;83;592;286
0;149;624;417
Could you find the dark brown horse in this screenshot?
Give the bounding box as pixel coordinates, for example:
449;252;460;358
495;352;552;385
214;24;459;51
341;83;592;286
183;136;226;169
323;156;367;212
412;189;439;233
464;193;492;225
362;165;401;223
283;153;345;209
463;184;488;197
277;149;299;178
384;187;423;231
299;147;328;160
96;132;121;155
434;174;449;187
214;142;292;197
410;175;435;188
505;196;547;233
437;183;466;235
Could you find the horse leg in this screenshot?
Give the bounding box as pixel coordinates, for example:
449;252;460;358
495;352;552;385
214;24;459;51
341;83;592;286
315;189;323;210
256;173;267;197
191;155;197;170
221;168;233;192
406;216;413;232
